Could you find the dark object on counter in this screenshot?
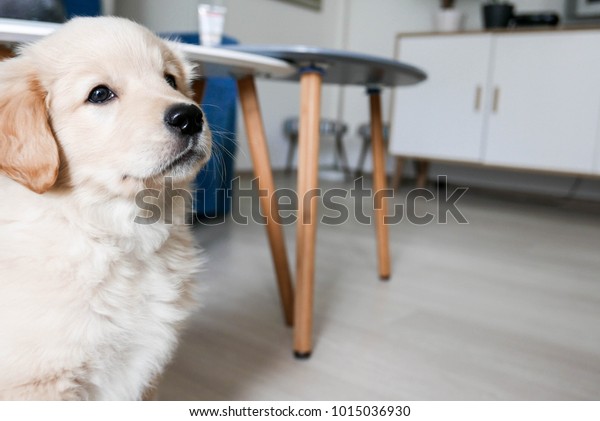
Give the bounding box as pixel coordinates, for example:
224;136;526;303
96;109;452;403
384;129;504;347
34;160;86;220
511;13;560;27
0;0;66;23
483;2;514;29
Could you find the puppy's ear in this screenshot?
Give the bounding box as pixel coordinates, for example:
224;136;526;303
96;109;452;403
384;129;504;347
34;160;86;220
0;57;59;194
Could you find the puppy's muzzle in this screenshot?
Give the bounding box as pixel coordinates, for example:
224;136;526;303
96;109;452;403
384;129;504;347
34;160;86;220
164;103;204;137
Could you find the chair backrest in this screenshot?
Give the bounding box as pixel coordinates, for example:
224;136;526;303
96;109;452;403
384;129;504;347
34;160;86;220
358;122;390;141
63;0;101;18
0;0;67;22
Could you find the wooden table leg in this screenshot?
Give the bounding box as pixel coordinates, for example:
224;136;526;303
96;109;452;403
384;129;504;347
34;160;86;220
294;70;323;358
237;76;294;327
415;160;430;189
369;88;391;280
392;157;405;191
192;79;207;105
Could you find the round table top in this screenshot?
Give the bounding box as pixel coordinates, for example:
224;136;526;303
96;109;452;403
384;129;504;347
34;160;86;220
0;17;59;43
0;18;294;79
176;43;294;79
223;45;427;87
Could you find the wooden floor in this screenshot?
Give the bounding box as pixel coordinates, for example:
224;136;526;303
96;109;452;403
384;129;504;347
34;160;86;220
158;175;600;400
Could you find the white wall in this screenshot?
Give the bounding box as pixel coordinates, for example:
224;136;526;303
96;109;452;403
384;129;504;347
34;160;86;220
339;0;567;175
115;0;198;32
219;0;348;171
326;0;600;201
114;0;600;199
113;0;569;170
340;0;444;174
115;0;346;171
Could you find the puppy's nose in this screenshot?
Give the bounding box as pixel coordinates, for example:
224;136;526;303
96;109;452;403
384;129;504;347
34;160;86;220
165;104;203;136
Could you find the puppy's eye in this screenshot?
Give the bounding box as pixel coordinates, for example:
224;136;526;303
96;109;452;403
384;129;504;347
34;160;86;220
165;74;177;90
88;85;116;104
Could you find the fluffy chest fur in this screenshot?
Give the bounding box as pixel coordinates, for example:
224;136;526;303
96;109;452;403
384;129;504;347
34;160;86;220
0;182;200;400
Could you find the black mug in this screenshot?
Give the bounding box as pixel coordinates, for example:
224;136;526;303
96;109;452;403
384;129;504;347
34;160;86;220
483;3;514;29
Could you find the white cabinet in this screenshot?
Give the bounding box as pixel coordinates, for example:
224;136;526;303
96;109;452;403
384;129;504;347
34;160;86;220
390;34;492;162
391;30;600;176
484;32;600;173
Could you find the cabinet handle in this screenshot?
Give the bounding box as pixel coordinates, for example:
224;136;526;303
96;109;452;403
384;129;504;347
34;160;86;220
492;87;501;113
474;85;482;111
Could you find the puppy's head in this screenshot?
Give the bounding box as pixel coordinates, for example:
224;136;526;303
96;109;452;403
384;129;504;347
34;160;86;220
0;17;211;196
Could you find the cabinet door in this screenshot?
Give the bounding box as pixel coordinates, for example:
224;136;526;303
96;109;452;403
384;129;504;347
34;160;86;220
390;35;492;161
484;32;600;174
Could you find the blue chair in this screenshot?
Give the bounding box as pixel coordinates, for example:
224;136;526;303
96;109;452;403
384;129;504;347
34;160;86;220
169;33;238;218
63;0;101;17
64;2;238;217
64;0;239;218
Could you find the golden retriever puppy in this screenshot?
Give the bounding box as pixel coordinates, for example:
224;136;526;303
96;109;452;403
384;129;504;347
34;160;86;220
0;17;210;400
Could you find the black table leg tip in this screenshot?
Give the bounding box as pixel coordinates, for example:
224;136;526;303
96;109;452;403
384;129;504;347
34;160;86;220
294;351;312;360
380;275;391;281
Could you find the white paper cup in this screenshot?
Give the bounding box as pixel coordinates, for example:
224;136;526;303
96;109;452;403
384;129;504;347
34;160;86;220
198;4;227;47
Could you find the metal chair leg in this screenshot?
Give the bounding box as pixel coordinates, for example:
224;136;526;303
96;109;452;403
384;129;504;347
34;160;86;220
355;137;370;178
334;133;352;179
285;134;297;175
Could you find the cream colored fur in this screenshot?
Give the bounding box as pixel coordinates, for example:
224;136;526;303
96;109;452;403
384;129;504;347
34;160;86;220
0;17;210;400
